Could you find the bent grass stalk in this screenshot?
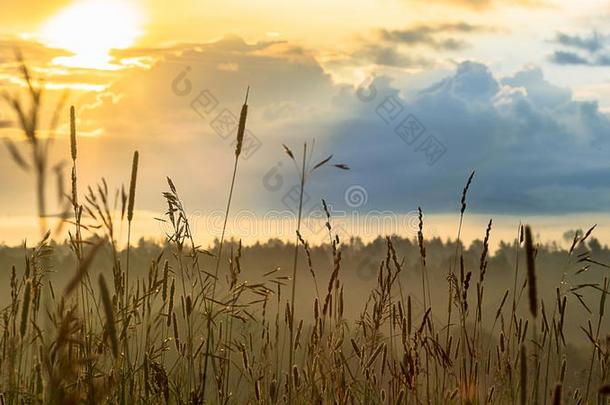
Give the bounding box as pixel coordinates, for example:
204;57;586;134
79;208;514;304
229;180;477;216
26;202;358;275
443;170;474;395
282;142;349;400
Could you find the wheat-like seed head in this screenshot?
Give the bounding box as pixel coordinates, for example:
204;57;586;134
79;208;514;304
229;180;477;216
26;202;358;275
460;171;475;215
235;87;249;158
524;225;538;318
127;150;139;222
70;106;77;161
20;279;31;338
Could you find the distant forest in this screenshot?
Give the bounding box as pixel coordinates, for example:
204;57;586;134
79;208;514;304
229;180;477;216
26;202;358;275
1;232;607;314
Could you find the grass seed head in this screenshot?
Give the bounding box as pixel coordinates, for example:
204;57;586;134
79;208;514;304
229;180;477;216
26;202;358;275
127;150;139;222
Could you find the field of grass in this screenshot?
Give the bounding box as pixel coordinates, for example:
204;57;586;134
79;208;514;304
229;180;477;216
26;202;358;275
2;60;610;405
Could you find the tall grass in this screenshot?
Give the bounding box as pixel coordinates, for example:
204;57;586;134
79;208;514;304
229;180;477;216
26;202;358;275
2;64;610;405
280;142;349;400
2;52;69;235
202;87;250;402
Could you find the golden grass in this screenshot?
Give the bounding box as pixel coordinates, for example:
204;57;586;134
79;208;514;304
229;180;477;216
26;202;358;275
2;62;610;405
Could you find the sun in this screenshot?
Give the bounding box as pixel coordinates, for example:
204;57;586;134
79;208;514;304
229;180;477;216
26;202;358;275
40;0;143;70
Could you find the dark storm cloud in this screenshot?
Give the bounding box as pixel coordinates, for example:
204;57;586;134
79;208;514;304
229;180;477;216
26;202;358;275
310;62;610;214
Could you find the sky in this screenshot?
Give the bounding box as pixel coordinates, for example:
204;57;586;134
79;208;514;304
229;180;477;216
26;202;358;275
1;0;610;247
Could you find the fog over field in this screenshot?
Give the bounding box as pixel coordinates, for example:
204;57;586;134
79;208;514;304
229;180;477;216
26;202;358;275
3;0;610;403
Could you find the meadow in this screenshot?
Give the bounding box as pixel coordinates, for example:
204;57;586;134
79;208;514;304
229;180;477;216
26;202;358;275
1;60;610;405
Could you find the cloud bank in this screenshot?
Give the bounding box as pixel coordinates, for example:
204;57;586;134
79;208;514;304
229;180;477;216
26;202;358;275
2;36;610;221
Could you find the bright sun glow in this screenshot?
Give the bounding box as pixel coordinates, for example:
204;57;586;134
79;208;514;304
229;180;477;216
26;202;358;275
40;0;142;70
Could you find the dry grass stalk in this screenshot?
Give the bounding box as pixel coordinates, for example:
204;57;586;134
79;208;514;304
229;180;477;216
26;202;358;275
202;88;250;401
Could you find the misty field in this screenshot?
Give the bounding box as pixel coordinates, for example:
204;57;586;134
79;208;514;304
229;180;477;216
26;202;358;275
2;60;610;405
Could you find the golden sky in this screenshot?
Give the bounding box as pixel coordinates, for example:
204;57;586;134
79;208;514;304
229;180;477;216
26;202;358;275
1;0;610;246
